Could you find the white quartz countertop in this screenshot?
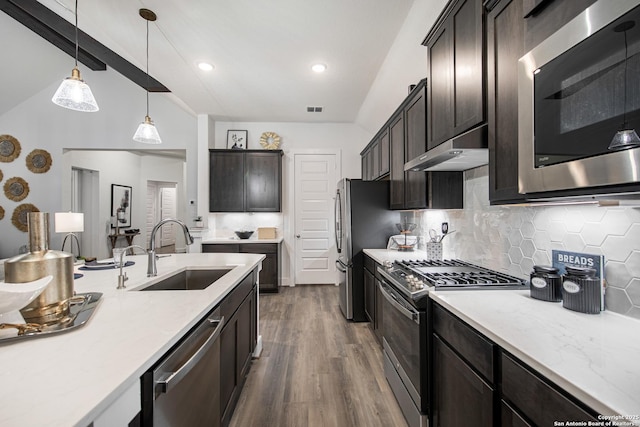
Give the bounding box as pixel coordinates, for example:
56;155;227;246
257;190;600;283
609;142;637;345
364;249;640;422
0;253;264;427
202;236;283;244
363;248;429;264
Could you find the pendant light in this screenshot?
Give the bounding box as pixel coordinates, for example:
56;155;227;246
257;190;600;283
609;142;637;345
608;20;640;150
133;8;162;144
51;0;99;112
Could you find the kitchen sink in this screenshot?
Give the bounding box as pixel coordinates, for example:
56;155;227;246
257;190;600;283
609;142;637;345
139;268;233;291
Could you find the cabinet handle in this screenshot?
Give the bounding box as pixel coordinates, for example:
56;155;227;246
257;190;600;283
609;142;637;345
155;316;225;395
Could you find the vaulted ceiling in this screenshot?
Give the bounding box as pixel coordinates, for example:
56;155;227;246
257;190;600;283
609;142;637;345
1;0;416;123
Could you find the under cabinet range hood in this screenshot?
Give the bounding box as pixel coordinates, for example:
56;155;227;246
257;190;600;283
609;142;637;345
405;124;488;172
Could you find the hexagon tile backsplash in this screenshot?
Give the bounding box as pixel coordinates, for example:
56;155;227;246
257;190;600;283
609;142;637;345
412;166;640;319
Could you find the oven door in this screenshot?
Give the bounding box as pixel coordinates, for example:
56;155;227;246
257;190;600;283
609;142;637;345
378;278;428;419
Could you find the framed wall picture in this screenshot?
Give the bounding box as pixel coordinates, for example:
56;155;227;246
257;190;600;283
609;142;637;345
227;130;248;149
111;184;132;228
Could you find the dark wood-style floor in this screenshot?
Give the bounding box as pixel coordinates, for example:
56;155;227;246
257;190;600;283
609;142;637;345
229;284;408;427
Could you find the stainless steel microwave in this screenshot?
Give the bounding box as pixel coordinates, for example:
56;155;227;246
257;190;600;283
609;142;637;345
518;0;640;196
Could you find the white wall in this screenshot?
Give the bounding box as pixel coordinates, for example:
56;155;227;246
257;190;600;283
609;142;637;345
0;65;197;258
60;150;186;260
356;0;448;134
212;122;367;178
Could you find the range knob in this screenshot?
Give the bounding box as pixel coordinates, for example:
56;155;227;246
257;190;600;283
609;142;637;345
405;276;417;290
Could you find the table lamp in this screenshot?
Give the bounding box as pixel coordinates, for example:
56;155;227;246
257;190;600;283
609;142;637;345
55;212;84;258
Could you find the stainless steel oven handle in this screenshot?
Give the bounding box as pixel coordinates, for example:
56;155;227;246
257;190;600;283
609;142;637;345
378;280;420;324
156;315;225;395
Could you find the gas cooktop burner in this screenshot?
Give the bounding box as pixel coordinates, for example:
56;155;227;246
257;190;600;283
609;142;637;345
378;259;527;308
401;259;526;288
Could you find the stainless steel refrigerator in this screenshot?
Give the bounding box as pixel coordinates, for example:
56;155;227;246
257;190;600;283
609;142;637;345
334;179;398;321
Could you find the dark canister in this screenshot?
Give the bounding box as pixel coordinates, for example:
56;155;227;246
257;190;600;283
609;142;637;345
561;266;601;314
530;265;562;302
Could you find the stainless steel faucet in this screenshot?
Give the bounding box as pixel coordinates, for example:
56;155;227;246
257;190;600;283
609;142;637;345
116;245;146;289
147;218;195;277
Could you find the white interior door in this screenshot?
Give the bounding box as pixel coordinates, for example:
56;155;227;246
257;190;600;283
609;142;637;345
294;153;338;284
160;187;177;247
71;167;98;258
146;181;177;249
146;183;157;249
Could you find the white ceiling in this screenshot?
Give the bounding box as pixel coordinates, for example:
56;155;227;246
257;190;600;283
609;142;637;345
4;0;416;123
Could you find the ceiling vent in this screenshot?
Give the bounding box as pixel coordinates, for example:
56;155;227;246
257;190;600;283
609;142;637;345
306;106;323;113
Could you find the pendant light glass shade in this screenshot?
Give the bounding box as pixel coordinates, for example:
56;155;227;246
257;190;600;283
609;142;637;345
134;9;161;144
51;0;99;112
133;116;162;144
609;129;640;150
52;67;99;112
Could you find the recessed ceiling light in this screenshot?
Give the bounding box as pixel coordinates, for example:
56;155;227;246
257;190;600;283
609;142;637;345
311;63;327;73
198;62;214;71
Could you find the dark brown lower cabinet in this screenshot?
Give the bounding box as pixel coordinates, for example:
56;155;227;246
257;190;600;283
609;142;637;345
501;352;598;425
363;266;375;323
220;278;257;427
202;243;280;293
363;254;382;345
432;335;495;427
240;244;279;293
501;400;532;427
202;244;238;254
374;280;384;345
430;301;600;426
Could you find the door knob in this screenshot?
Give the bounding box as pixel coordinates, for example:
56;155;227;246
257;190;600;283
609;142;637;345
296;234;301;238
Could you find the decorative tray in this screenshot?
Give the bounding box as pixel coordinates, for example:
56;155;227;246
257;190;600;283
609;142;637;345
0;292;102;344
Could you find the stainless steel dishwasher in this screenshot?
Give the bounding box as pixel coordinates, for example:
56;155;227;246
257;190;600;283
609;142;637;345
141;307;224;427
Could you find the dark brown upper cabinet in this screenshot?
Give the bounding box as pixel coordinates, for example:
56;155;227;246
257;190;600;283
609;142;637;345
389;111;407;210
361;147;370;181
486;0;526;204
424;0;485;151
404;84;428;209
361;79;463;210
361;128;389;182
379;128;390;176
209;150;283;212
522;0;597;52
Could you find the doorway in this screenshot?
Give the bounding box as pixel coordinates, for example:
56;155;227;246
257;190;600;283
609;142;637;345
147;181;178;252
71;167;99;258
293;152;339;285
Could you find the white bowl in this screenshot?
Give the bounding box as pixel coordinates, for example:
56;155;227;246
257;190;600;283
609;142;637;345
0;275;53;315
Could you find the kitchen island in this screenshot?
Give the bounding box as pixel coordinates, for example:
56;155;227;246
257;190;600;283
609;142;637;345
364;249;640;424
0;252;264;427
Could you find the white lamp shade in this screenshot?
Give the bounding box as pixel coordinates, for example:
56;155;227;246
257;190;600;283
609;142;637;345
133;116;162;144
51;68;99;113
54;212;84;233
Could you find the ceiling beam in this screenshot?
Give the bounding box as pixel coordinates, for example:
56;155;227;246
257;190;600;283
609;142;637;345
0;0;170;93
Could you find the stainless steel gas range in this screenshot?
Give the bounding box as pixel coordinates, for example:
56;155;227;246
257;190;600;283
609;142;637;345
377;259;526;427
